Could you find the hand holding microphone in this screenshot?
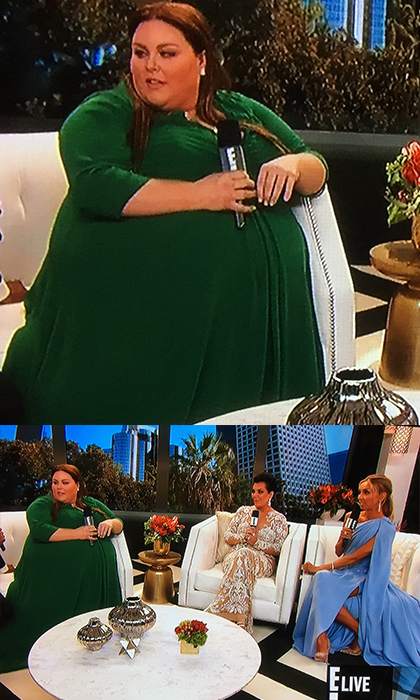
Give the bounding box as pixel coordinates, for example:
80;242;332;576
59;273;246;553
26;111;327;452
217;119;256;227
245;509;259;545
339;503;361;547
83;506;97;546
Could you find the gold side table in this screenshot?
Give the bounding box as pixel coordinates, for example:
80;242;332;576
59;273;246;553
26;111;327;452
370;240;420;389
138;550;181;604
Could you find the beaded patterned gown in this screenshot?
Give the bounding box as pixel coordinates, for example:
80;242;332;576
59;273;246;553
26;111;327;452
206;506;288;633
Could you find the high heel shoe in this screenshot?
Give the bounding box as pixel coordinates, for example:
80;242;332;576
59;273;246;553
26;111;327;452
315;640;331;663
341;644;362;656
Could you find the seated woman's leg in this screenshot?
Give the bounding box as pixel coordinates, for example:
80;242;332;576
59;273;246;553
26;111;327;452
205;547;274;633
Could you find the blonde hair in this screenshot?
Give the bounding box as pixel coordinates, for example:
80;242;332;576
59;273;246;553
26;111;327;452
360;474;394;520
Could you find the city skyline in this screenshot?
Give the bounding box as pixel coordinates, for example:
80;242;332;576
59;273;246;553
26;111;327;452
0;424;352;456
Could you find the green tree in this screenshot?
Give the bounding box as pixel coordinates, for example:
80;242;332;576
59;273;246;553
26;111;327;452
0;438;155;511
170;432;237;513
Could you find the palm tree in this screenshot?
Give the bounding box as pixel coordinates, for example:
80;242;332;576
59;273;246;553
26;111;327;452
170;432;237;513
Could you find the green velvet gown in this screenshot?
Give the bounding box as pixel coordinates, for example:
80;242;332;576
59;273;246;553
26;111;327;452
0;495;122;672
2;83;324;422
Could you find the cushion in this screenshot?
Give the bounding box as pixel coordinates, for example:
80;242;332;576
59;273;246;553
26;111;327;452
194;566;276;603
215;511;235;564
390;539;418;588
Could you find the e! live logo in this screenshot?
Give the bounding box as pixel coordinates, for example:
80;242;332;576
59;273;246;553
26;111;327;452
328;666;392;700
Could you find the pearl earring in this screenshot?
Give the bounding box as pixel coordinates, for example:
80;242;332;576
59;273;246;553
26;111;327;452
200;67;206;76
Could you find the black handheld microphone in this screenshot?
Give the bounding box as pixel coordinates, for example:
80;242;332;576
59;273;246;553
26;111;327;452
342;503;361;542
83;506;95;546
250;509;259;528
217;119;247;229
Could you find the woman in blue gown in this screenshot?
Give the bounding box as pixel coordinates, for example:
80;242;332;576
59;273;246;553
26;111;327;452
293;474;420;666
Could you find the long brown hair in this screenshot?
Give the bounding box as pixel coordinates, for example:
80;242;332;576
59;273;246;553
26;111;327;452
50;465;108;523
126;2;289;170
360;474;394;520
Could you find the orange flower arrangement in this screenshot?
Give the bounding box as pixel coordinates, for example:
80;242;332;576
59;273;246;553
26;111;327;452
308;483;354;517
386;140;420;226
144;514;185;544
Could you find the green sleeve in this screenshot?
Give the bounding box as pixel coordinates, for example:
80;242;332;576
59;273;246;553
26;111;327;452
26;496;58;543
59;89;149;219
85;497;123;526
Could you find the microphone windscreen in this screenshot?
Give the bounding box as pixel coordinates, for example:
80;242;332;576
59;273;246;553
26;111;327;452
251;509;259;520
83;506;93;518
351;502;361;519
217;119;242;148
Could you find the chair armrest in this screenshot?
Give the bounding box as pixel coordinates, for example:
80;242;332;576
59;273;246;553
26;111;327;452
296;524;327;615
292;186;355;376
111;530;133;600
275;521;307;625
405;540;420;600
179;516;218;606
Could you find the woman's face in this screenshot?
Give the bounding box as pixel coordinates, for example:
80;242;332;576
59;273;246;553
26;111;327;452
51;470;79;505
130;19;206;113
358;479;384;513
251;482;274;510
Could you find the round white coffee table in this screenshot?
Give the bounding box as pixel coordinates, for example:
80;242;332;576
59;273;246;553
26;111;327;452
28;605;261;700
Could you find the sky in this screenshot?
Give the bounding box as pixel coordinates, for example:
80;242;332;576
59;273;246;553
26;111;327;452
0;424;352;454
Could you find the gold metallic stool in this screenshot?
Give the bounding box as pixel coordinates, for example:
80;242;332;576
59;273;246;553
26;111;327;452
138;550;181;604
370;240;420;389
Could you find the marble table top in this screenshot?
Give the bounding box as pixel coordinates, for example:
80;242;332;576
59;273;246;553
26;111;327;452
28;604;261;700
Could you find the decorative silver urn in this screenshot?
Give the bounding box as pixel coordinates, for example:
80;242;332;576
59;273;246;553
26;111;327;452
108;596;156;658
286;367;418;425
77;616;113;652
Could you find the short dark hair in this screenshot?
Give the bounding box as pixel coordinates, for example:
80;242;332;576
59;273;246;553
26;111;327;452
253;471;277;495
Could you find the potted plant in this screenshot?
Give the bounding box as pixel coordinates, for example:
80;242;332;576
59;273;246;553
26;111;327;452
386;140;420;249
174;619;208;654
144;514;185;555
308;483;354;521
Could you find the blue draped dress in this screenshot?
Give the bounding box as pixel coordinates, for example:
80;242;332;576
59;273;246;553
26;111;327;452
293;517;420;666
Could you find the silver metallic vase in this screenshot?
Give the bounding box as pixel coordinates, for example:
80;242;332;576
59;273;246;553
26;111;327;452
286;367;418;425
77;616;113;652
108;596;156;657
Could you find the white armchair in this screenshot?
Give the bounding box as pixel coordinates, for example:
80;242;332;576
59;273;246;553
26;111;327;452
179;515;307;626
297;524;420;614
0;131;354;377
0;510;133;599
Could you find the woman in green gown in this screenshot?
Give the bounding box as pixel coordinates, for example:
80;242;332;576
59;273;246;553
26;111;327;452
2;2;327;423
0;465;123;672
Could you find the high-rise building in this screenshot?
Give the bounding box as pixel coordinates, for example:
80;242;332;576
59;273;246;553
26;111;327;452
111;425;157;481
236;426;331;495
306;0;387;47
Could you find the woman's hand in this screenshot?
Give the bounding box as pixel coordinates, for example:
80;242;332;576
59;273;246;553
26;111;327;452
97;519;115;538
76;525;97;541
302;561;319;575
256;154;301;206
194;171;256;213
245;526;258;546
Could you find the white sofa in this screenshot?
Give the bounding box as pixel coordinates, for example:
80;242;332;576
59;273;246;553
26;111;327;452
0;131;354;377
179;515;307;626
297;524;420;614
0;510;133;599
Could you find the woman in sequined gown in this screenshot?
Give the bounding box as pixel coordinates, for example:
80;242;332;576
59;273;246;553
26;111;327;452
206;472;288;633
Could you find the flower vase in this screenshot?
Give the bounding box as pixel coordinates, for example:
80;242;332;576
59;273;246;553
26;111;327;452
180;639;199;654
153;539;170;556
316;508;345;526
412;214;420;252
286;367;418;425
